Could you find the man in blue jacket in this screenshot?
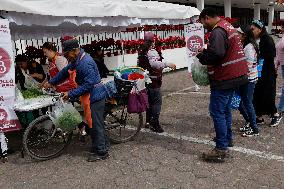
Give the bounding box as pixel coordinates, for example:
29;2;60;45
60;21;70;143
44;39;109;162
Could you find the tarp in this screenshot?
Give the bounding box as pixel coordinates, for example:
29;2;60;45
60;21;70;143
0;0;200;40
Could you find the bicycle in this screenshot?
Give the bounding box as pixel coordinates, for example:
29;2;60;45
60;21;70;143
22;81;144;161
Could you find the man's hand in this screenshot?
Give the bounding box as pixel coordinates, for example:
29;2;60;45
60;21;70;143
39;79;47;88
29;73;42;79
168;63;176;70
62;92;69;101
43;82;53;89
197;48;204;53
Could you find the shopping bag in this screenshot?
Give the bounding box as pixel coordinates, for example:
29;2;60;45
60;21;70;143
231;92;241;109
127;88;148;113
257;58;264;78
0;132;8;158
49;101;82;132
191;58;209;86
20;69;39;89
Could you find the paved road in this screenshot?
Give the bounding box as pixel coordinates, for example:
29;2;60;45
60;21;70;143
1;69;284;189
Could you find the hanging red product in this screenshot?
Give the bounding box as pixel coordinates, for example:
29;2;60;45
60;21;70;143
128;72;144;80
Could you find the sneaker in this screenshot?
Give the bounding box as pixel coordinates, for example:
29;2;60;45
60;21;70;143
145;122;150;129
256;118;265;125
239;122;251;132
270;115;282;127
228;140;234;147
87;152;109;162
202;148;230;163
242;129;259;137
212;137;234;147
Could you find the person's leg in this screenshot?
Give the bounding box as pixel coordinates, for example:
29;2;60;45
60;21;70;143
88;98;109;161
244;82;259;133
270;70;282;127
209;89;231;150
239;82;259;134
146;87;153;125
238;84;250;124
225;89;234;144
238;101;250;123
279;65;284;112
203;89;232;162
148;88;163;132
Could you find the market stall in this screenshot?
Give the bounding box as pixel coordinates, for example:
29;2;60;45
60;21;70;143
0;0;200;160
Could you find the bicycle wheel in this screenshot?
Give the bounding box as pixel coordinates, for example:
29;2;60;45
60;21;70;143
105;104;143;144
23;115;73;161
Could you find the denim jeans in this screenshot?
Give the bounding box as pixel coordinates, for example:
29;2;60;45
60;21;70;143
238;82;258;132
146;87;162;125
90;98;110;155
209;88;234;150
279;65;284;112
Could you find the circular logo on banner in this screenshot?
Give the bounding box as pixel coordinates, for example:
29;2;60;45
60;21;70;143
0;108;8;124
0;47;12;78
187;35;204;56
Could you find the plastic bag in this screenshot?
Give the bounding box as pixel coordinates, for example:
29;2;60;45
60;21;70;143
191;58;209;86
50;101;82;132
15;87;24;102
230;92;241;110
20;69;39;89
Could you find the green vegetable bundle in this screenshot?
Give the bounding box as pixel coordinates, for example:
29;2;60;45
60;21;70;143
191;59;210;86
55;111;82;132
21;88;44;99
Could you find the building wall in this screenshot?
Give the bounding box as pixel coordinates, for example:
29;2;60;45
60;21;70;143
186;3;276;27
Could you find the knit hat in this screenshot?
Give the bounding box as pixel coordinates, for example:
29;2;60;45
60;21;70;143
144;32;155;41
252;20;264;29
62;39;80;53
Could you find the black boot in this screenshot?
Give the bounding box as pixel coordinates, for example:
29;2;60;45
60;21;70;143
150;120;164;133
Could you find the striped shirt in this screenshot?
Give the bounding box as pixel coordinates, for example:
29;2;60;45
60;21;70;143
244;43;258;82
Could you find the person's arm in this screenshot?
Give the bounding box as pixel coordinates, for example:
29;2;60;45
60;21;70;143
196;27;228;65
276;36;284;66
68;60;99;99
55;56;68;71
49;63;72;86
244;44;257;65
147;49;175;69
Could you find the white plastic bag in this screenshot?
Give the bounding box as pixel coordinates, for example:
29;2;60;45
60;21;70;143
191;58;209;86
15;87;24;102
21;69;39;89
49;101;82;132
0;132;8;157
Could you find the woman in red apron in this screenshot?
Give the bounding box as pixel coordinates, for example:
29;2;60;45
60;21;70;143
42;42;76;92
42;42;92;129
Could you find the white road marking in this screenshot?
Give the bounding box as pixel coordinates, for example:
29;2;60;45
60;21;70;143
139;128;284;162
173;92;211;95
163;86;195;98
131;86;284;162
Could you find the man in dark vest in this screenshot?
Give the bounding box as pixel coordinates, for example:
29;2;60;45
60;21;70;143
197;8;248;162
138;32;176;133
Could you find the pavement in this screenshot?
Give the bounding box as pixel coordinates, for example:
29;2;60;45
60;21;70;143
1;69;284;189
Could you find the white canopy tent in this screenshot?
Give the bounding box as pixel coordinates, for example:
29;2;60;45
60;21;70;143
0;0;200;40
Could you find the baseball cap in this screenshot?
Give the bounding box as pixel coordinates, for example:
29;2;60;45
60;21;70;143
62;39;80;53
